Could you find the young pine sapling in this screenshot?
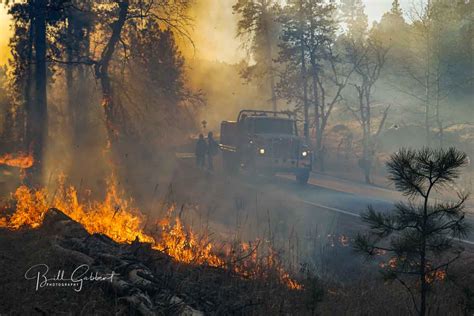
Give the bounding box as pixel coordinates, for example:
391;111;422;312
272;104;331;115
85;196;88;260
355;147;470;316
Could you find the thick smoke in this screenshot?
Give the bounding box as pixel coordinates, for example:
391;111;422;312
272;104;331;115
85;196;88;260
179;1;277;131
182;0;242;64
0;7;12;66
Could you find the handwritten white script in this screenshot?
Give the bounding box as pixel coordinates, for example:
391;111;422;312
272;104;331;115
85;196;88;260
24;264;118;292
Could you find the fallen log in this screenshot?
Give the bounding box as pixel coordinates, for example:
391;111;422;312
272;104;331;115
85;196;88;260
39;208;203;315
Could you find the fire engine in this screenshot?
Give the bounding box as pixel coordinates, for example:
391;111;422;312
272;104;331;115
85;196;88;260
220;110;312;184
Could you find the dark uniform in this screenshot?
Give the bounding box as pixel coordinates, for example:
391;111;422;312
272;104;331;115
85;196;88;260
195;134;207;168
207;132;219;170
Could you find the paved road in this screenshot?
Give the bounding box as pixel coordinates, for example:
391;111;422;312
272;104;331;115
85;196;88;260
270;172;474;246
176;153;474;246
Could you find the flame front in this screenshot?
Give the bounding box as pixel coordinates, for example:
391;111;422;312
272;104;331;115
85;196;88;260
153;210;223;266
0;152;34;169
0;176;301;290
229;241;302;290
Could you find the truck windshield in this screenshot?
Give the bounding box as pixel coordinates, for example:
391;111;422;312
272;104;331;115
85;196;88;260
254;119;295;135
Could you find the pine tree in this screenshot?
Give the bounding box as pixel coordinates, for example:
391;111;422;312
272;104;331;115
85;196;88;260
355;147;470;316
340;0;368;40
7;0;69;185
391;0;403;16
277;0;352;169
233;0;280;111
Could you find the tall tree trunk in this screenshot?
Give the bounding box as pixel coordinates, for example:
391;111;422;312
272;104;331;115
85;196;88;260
425;76;431;147
262;2;277;112
65;13;86;148
64;4;97;185
419;190;431;316
362;130;371;184
358;86;371;184
26;0;48;186
70;0;92;147
302;54;309;142
23;23;34;147
365;87;373;184
95;0;129;150
299;0;309;142
66;16;75;127
268;59;277;112
310;59;323;171
362;128;371;184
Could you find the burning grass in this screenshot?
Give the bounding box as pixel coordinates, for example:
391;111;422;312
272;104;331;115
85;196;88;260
0;175;301;290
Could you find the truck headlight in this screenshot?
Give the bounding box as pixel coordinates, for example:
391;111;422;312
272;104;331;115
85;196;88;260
302;151;308;158
259;148;265;155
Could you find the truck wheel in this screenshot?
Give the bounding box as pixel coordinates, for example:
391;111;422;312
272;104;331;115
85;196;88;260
296;170;310;185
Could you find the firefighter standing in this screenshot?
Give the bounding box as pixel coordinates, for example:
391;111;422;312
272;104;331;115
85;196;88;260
207;131;219;170
195;134;207;168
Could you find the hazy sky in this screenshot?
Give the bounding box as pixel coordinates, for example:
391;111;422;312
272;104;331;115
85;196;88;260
364;0;414;22
186;0;419;63
0;0;420;65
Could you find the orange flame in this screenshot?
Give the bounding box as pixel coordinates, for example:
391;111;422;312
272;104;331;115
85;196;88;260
228;241;303;290
153;209;223;266
378;257;447;284
0;152;34;169
0;176;301;290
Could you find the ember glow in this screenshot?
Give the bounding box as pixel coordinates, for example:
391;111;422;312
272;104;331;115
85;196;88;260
0;176;301;290
379;257;447;284
0;152;34;169
230;241;302;290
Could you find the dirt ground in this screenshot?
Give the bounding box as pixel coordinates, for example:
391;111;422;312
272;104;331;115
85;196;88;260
0;226;116;315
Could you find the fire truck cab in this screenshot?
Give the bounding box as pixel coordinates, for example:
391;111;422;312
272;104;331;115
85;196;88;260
220;110;312;184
